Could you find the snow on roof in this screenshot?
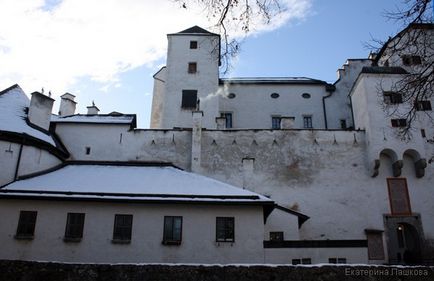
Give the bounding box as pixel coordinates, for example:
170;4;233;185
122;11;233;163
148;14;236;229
0;85;56;146
51;114;135;124
1;164;272;204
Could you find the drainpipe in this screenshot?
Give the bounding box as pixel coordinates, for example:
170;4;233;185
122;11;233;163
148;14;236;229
322;84;336;129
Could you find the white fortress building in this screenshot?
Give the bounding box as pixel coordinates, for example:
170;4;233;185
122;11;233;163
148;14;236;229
0;24;433;265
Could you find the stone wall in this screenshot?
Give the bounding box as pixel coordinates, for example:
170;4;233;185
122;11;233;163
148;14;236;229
0;260;433;281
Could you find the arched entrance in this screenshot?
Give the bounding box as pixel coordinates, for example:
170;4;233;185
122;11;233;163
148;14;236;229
384;215;425;265
395;223;422;264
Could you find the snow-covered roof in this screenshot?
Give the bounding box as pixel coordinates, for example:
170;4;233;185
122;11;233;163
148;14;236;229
220;77;328;85
51;114;136;125
1;164;273;204
0;85;56;146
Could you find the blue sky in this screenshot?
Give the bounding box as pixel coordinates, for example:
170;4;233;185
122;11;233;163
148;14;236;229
0;0;414;128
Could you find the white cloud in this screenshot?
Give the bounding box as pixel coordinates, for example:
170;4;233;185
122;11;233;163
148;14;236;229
0;0;312;97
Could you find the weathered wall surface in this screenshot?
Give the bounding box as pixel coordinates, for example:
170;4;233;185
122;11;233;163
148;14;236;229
0;200;265;264
0;140;20;186
0;260;433;281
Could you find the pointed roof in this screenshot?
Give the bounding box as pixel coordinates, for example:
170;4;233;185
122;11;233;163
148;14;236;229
178;25;213;34
168;25;219;37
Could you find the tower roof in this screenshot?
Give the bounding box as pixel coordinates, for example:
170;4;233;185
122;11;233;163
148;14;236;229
178;25;213;34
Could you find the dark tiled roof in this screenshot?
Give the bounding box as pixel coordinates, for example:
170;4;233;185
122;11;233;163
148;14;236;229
361;66;408;74
178;25;213;34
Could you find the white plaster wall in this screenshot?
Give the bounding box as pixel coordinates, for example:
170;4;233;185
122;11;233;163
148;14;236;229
17;146;62;176
0;200;265;264
264;248;368;264
54;123;192;169
218;84;327;129
0;140;20;186
327;59;372;129
264;208;299;240
162;34;220;129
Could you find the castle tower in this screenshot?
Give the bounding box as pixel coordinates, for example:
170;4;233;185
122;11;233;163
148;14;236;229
151;26;221;129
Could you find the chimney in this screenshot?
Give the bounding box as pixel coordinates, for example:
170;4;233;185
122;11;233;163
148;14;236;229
59;93;77;116
191;111;203;172
28;91;55;131
87;101;99;115
281;117;295;129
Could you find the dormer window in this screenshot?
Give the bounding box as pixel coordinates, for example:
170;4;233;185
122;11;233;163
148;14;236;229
190;41;198;49
401;55;422;66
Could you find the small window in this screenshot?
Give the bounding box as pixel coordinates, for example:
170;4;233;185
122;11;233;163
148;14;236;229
302;93;311;99
269;231;284;241
181;90;197;109
163;216;182;245
292;258;311;265
216;217;234;242
340;119;347;129
303;116;313;129
64;213;85;241
271;117;281;129
113;214;133;243
391;119;407;127
383;91;403;104
329;257;347;264
190;41;198;49
270;93;279;99
421;129;426;138
16;211;37;239
220;112;233;128
227;93;236;99
85;147;91;155
402;54;421;65
188;62;197;74
415;100;432;111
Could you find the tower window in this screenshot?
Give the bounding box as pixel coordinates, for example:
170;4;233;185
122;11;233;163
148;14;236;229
190;41;198;49
188;62;197;74
181;90;197;109
271;117;281;129
340;119;347;129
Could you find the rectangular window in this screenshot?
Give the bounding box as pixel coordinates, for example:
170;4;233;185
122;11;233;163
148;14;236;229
163;216;182;245
188;62;197;74
113;214;133;242
383;91;403;104
190;41;198;49
340;119;347;129
181;90;197;109
271;117;281;129
415;100;432;111
216;217;235;242
329;257;347;264
387;178;412;215
366;232;385;260
64;213;85;241
269;231;284;241
292;258;311;265
402;54;421;65
303;116;313;128
16;211;37;239
220;112;233;128
391;119;407;127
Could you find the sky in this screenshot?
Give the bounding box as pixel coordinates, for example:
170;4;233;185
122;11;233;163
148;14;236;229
0;0;418;128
